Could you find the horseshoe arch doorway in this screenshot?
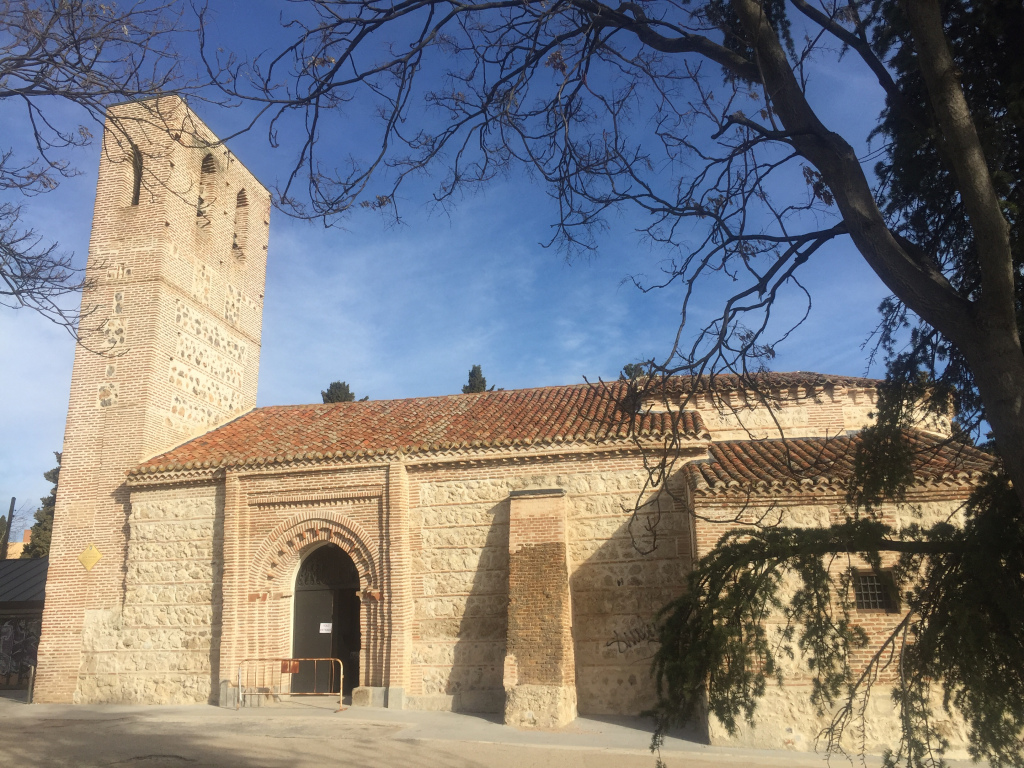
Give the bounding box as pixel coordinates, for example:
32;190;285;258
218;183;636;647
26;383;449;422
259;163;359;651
292;543;361;695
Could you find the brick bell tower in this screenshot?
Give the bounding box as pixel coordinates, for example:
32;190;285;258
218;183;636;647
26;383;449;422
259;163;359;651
34;97;270;703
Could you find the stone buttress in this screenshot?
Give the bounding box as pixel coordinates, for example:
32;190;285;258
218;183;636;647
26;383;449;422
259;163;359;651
503;489;577;728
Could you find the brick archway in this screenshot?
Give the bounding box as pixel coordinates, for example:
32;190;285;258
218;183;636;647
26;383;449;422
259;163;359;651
239;510;387;690
250;512;380;594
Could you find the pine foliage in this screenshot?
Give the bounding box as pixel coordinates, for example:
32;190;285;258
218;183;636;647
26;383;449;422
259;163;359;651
462;365;489;394
21;452;59;559
321;381;368;403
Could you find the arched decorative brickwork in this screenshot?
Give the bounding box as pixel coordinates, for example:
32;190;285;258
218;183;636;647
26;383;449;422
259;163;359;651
249;511;380;593
241;510;385;690
196;153;218;222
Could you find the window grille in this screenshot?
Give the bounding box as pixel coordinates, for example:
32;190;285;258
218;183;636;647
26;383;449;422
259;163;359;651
854;572;897;611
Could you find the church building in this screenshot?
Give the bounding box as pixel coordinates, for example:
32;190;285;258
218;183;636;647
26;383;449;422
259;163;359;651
33;97;988;753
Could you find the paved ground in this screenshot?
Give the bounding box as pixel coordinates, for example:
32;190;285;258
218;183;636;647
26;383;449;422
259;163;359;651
0;691;964;768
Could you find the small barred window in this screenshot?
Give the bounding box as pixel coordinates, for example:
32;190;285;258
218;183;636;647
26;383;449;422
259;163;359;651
854;572;897;612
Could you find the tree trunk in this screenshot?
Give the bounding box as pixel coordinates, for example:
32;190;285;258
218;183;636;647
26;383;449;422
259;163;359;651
959;330;1024;508
730;0;1024;510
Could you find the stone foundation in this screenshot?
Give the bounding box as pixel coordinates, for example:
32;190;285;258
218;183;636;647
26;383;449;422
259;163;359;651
708;683;971;759
505;684;577;729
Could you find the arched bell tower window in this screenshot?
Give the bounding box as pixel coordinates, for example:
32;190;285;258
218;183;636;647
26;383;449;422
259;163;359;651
233;188;249;258
196;153;217;223
129;147;143;206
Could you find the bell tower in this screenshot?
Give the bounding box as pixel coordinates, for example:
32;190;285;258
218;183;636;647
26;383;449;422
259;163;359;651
34;97;270;702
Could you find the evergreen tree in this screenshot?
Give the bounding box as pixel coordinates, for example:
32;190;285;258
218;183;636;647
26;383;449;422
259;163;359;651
21;452;59;559
0;506;8;554
648;7;1024;765
620;363;645;381
462;365;491;393
321;381;368;403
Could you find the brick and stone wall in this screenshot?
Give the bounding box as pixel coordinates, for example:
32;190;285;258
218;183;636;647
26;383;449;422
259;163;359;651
220;464;389;702
111;450;695;713
504;489;576;728
691;489;974;756
78;483;223;704
100;447;701;714
403;451;695;717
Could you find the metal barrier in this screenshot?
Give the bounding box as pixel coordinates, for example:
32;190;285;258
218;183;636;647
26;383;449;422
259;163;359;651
236;658;344;710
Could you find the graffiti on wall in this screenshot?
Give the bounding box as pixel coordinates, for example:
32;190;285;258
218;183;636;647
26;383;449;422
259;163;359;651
606;617;659;657
0;617;42;688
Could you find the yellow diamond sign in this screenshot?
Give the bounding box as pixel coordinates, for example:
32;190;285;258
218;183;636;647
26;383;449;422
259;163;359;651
78;543;103;571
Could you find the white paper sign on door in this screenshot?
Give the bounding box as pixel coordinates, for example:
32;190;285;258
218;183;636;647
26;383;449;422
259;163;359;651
319;622;332;634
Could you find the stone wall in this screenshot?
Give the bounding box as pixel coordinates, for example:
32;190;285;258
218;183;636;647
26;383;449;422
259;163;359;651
570;472;689;715
692;490;975;754
78;483;223;704
405;452;693;716
650;384;950;441
708;682;971;757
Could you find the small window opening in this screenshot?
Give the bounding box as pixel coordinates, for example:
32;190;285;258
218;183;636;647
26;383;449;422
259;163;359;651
854;572;898;612
233;188;249;256
130;147;143;206
197;153;217;222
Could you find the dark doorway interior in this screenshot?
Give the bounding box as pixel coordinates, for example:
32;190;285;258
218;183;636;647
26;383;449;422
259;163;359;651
292;544;361;695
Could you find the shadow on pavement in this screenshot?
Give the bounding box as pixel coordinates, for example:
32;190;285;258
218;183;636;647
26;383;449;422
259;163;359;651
0;703;490;768
579;713;707;744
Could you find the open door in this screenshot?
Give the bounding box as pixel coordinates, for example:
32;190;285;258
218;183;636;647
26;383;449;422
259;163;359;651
292;544;361;694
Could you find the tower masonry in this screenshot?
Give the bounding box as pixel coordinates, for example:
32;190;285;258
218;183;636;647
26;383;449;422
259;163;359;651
35;96;270;703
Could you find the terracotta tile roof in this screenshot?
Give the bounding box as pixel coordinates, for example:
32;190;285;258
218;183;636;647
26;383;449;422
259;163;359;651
132;382;710;475
689;431;992;494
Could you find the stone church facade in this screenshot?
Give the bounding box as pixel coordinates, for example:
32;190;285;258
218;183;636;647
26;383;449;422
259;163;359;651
35;98;988;753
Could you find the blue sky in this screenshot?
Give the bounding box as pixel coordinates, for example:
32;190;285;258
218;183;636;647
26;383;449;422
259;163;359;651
0;2;893;534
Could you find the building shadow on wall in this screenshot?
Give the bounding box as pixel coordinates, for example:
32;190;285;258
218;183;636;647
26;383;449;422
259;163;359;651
569;475;708;744
433;475;707;741
443;498;509;718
